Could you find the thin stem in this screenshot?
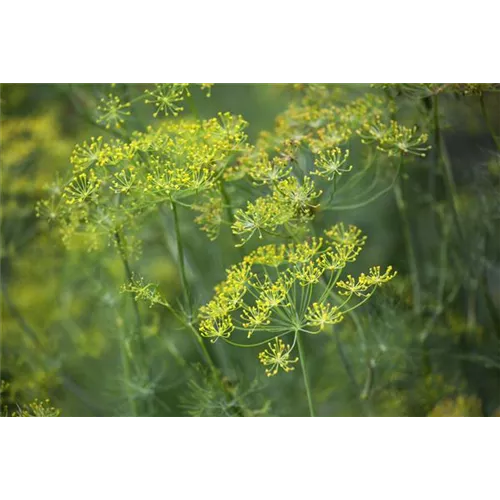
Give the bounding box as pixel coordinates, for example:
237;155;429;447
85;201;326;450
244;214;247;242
114;231;146;359
118;324;138;416
335;329;360;393
160;302;245;417
114;230;149;415
220;181;244;256
480;93;500;151
297;331;316;417
434;96;465;244
429;94;440;198
171;201;192;320
393;161;421;315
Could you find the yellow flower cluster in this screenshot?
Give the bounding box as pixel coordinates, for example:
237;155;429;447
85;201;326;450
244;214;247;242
337;266;397;297
96;94;131;129
232;176;322;245
11;398;61;417
359;118;431;157
258;338;299;377
41;112;250;250
144;83;190;117
199;222;396;376
312;147;352;180
304;302;344;332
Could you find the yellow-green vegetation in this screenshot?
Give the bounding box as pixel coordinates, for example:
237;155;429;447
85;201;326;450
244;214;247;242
1;83;500;416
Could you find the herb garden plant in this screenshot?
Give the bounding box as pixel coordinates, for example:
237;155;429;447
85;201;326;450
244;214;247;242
1;83;499;416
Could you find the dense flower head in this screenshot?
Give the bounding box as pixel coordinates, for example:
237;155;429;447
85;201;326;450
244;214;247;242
232;175;322;246
40;112;250;250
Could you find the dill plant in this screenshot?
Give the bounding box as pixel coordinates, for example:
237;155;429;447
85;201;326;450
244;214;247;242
34;83;405;415
3;82;500;416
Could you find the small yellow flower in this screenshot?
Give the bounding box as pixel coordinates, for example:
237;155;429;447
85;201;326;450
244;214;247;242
96;94;131;129
258;337;298;376
336;275;370;297
144;84;190;117
325;223;366;248
287;237;324;264
359;265;397;287
294;261;324;286
63;171;101;205
249;244;287;267
305;302;344;331
317;251;346;271
200;83;214;97
312;147;352;180
12;398;61;417
199;315;234;342
241;305;271;337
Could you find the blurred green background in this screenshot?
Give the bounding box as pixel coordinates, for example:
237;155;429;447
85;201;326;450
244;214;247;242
1;83;499;416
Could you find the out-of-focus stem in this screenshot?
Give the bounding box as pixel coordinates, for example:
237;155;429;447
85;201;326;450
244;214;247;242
429;95;441;198
114;230;149;415
393;161;421;315
118;319;138;416
433;95;465;244
114;231;146;360
480;93;500;151
220;181;243;256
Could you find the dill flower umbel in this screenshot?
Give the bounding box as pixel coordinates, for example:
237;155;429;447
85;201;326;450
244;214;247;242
41;110;250;250
312;147;352;180
199;223;396;377
304;302;344;332
63;171;101;205
199;315;235;342
258;338;299;377
325;223;367;248
144;83;190;117
96;94;131;129
359;118;431;157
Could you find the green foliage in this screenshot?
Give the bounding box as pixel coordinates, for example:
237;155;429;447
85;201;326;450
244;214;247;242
2;83;500;416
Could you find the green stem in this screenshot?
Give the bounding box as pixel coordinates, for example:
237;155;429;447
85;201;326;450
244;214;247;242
393;163;421;315
171;201;192;320
433;95;465;244
335;330;360;394
114;230;149;415
220;181;243;255
430;94;440;198
118;325;138;416
160;297;244;415
480;93;500;151
114;231;146;361
297;331;316;417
